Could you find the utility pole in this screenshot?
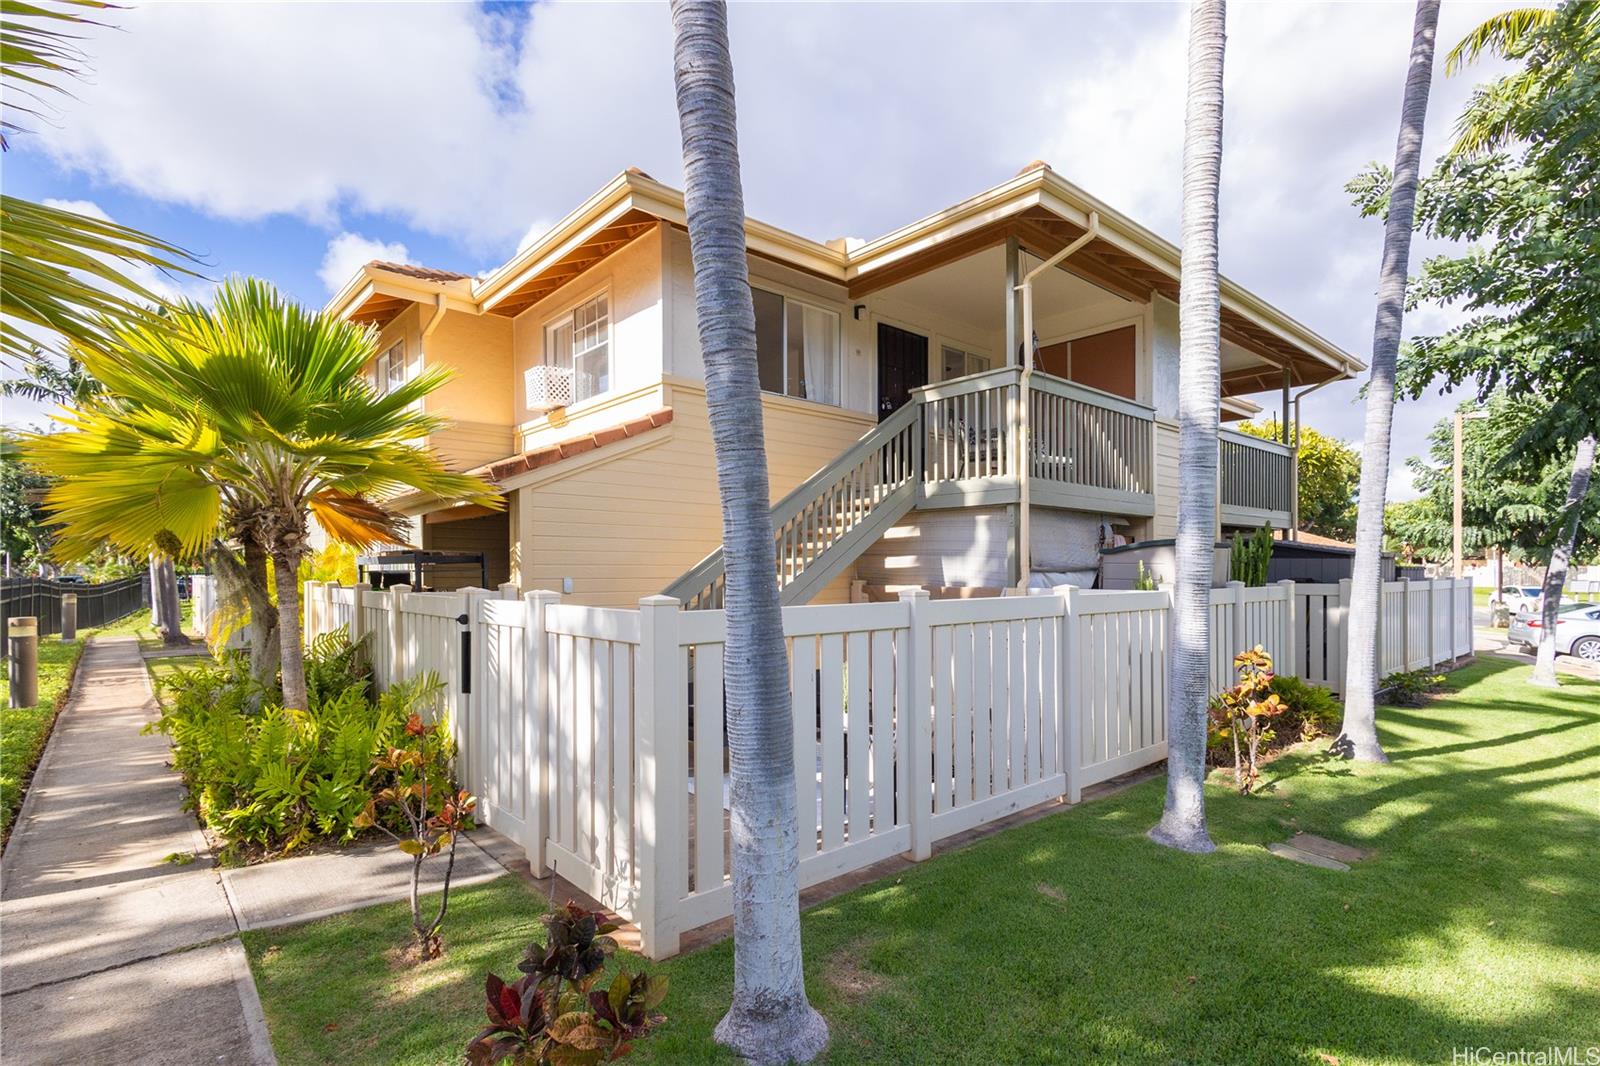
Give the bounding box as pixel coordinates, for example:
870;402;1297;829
1453;408;1490;578
1453;411;1464;578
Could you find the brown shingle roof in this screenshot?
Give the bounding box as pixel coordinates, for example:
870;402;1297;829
471;407;674;483
368;260;471;283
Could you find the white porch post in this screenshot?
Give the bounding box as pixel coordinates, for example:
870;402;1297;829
899;589;933;860
634;595;685;959
523;590;560;877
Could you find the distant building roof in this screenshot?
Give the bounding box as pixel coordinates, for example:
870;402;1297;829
368;260;471;283
1282;531;1355;549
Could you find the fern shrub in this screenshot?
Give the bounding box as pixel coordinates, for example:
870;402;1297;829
148;633;457;859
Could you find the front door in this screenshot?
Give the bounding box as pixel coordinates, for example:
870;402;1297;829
877;323;930;421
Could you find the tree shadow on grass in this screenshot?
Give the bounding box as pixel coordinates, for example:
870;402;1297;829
640;660;1600;1066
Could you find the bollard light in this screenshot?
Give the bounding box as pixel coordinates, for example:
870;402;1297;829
8;616;39;708
61;592;78;641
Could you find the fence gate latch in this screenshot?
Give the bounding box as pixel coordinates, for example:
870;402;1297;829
456;613;472;694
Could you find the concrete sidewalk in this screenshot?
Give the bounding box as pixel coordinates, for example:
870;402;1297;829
0;636;276;1065
0;635;516;1065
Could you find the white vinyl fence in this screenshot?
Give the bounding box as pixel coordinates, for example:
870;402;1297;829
302;575;1473;959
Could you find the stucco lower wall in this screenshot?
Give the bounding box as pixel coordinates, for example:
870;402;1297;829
513;380;872;608
856;507;1011;589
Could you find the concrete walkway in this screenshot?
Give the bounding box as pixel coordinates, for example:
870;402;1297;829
0;636;275;1065
0;637;514;1064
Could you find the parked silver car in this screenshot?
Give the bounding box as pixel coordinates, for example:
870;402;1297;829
1497;585;1545;614
1508;602;1600;662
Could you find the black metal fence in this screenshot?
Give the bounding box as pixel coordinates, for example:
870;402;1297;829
1;575;149;637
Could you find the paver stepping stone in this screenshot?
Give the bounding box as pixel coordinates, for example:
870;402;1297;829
1266;842;1351;872
1288;833;1374;864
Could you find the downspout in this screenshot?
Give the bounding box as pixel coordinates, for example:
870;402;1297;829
1014;212;1100;591
421;291;448;342
1288;375;1339;541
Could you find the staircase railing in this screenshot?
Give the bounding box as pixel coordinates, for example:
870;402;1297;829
664;400;923;609
662;368;1237;609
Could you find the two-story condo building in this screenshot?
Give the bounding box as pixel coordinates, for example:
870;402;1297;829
326;161;1360;607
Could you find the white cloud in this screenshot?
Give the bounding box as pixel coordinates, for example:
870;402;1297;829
24;1;1526;480
318;232;411;295
515;218;554;254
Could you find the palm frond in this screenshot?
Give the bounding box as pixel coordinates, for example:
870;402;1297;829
1444;7;1555;75
0;195;206;364
0;0;114;147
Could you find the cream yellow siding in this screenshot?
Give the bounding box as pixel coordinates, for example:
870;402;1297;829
425;310;515;470
515;381;872;608
1151;419;1179;540
511;226;665;432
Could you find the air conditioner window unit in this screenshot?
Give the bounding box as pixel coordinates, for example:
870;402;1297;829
525;365;574;412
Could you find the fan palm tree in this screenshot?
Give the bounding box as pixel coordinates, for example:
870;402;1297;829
0;1;202;369
27;278;499;710
668;2;827;1061
1149;0;1226;855
1335;0;1441;762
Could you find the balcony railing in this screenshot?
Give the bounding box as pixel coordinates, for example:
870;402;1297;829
916;368;1156;513
1219;427;1293;524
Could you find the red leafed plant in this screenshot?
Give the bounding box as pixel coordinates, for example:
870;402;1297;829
1207;645;1288;795
353;710;475;959
466;902;668;1065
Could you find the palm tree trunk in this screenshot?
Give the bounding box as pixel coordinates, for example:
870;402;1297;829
243;539;279;687
156;557;191;647
669;3;827;1061
271;546;308;711
1335;0;1440;762
1531;435;1595;686
1149;0;1226;856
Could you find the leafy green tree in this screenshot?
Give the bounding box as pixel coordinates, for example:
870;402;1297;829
1;433;53;571
25;279;498;710
1239;418;1359;540
1379;0;1600;685
1383;497;1442;562
1385;395;1600;567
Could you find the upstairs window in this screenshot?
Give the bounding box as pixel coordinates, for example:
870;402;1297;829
940;345;991;381
753;287;841;406
372;341;406;395
546;292;610;403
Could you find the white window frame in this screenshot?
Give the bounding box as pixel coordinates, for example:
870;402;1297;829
543;288;611;405
752;286;843;407
371;341;406;396
939;344;992;382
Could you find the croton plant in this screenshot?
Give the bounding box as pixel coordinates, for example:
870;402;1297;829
467;902;668;1065
1208;645;1288;795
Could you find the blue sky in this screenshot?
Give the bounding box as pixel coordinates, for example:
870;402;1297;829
1;0;1518;498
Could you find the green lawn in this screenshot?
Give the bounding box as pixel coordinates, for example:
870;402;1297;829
244;660;1600;1066
93;598;196;646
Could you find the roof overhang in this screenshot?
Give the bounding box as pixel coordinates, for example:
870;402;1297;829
844;165;1361;389
320;165;1358;391
325;265;475;329
474;170;847;317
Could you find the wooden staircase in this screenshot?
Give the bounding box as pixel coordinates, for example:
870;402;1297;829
664;399;923;608
661;366;1290;609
